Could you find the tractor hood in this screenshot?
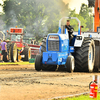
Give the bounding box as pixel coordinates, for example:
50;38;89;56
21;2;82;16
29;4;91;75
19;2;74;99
46;33;69;52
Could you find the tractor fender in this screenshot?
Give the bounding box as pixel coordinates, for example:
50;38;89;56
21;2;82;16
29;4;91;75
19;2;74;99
74;35;84;47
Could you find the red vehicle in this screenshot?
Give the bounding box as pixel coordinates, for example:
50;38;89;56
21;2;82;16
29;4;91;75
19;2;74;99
6;27;31;62
23;37;40;58
28;44;40;58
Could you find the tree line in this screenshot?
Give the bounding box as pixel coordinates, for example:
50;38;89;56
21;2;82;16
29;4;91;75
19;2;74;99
0;0;93;41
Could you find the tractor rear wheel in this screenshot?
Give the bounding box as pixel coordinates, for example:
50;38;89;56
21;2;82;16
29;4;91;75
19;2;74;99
41;37;46;55
17;49;18;61
7;41;12;61
35;54;42;71
74;38;95;72
21;47;31;61
10;43;17;62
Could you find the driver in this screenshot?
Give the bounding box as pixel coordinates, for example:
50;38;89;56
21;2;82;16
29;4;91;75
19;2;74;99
65;20;74;39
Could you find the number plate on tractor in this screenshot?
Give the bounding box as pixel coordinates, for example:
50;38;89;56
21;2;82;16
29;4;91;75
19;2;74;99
10;28;23;34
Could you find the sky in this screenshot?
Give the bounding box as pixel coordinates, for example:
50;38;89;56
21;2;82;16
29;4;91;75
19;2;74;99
0;0;92;14
63;0;89;13
0;0;3;13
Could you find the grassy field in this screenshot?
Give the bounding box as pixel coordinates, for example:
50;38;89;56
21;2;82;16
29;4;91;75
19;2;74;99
0;62;34;65
58;93;100;100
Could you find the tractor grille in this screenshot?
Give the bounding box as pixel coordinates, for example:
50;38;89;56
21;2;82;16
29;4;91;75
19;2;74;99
48;40;59;51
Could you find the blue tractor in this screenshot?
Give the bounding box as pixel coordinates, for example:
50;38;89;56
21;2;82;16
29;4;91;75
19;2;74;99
35;17;95;72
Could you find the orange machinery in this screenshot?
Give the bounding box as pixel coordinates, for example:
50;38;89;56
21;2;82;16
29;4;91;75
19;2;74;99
94;0;100;32
88;0;100;32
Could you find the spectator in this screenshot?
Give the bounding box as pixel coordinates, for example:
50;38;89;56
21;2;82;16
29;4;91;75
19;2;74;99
34;40;36;45
0;40;9;62
33;39;35;45
31;39;33;44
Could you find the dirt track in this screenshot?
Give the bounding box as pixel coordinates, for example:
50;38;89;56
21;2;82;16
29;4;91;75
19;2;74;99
0;65;100;100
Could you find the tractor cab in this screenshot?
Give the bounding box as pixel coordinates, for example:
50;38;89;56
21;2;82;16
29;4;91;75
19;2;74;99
7;27;24;43
11;35;23;42
60;25;76;46
58;17;83;46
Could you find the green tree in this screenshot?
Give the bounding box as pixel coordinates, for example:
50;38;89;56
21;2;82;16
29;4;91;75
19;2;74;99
79;3;93;31
69;9;88;32
1;0;70;41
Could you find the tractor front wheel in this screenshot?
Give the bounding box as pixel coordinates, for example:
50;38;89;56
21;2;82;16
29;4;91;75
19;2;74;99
66;56;75;73
35;54;42;71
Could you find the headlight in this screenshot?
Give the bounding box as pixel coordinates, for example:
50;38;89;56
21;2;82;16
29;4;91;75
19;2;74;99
77;36;82;40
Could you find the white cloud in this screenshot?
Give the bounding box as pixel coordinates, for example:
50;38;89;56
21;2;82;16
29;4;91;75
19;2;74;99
0;0;3;13
63;0;92;14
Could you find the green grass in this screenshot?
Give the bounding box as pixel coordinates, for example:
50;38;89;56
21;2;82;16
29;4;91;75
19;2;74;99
0;61;34;65
58;93;100;100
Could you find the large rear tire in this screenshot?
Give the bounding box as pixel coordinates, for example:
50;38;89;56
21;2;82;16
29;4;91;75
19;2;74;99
7;41;12;60
10;43;17;62
74;38;95;72
17;49;18;61
41;37;46;55
21;47;31;61
35;54;42;71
